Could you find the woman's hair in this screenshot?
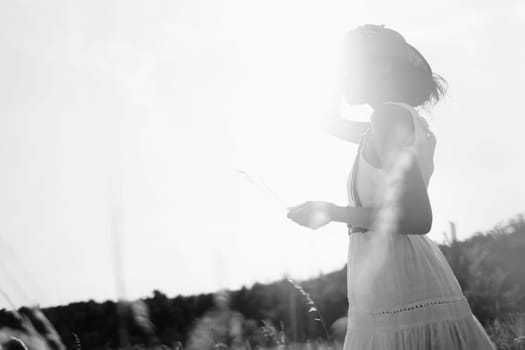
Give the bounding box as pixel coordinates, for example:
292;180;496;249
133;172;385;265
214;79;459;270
387;58;448;108
344;24;448;109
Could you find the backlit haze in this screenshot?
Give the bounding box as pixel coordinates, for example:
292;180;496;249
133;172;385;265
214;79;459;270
1;0;524;309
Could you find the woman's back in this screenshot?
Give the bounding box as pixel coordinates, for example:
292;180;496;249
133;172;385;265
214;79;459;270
346;102;434;209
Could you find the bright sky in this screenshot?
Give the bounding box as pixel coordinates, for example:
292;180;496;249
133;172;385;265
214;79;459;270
1;1;524;309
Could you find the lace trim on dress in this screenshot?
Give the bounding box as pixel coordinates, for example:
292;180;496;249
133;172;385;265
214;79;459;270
370;295;467;316
347;295;473;332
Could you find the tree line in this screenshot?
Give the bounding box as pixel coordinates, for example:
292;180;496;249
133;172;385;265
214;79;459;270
1;214;523;349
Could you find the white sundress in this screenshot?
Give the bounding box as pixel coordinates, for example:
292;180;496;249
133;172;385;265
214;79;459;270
343;102;496;350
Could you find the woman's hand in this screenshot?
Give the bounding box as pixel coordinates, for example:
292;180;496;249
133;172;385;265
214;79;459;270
286;201;334;230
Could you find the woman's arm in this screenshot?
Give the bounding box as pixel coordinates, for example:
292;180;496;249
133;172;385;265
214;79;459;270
287;106;432;234
328;204;376;230
286;201;376;230
320;98;370;144
394;154;433;235
322;117;370;144
369;104;432;235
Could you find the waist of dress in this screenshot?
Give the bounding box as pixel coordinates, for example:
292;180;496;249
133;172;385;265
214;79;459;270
346;295;473;332
347;225;369;235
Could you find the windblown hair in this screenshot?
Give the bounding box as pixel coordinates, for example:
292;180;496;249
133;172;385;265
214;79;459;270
427;72;448;106
385;57;448;109
343;24;448;109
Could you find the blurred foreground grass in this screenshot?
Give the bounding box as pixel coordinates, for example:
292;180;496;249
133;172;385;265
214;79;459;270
1;288;524;350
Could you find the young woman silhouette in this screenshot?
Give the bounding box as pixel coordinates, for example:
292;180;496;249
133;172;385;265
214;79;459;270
286;24;496;350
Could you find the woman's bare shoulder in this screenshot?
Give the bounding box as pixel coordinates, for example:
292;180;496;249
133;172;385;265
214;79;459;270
370;103;415;149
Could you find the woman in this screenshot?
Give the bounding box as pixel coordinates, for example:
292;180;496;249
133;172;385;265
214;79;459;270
286;24;496;349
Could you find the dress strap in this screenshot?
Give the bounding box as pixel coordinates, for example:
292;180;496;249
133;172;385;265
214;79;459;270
350;128;370;208
383;102;436;187
384;102;434;146
384;102;420;143
348;128;370;234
